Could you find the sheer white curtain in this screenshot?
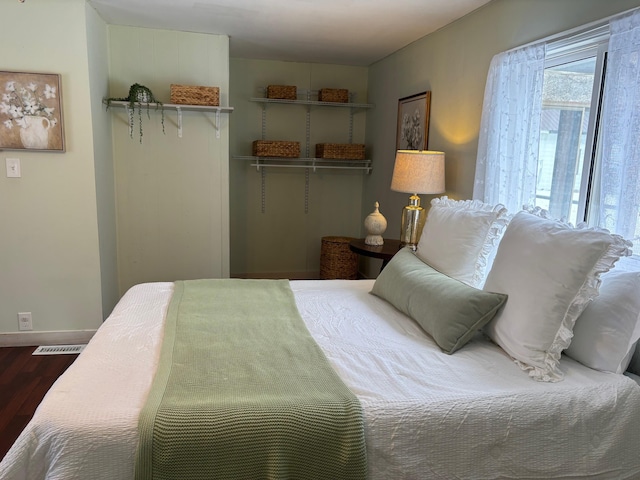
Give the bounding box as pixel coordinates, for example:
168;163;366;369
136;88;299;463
591;9;640;249
473;44;545;213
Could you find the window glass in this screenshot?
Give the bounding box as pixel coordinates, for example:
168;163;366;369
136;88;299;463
536;57;596;225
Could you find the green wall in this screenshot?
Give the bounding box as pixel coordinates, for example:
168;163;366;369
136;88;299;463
229;60;368;278
0;0;104;336
362;0;640;276
108;26;231;294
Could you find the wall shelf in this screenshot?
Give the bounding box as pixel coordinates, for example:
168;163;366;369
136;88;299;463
234;155;372;173
103;100;234;139
241;88;373;213
250;97;373;110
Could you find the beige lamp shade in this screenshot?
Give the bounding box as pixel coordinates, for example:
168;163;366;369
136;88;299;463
391;150;445;194
391;150;445;249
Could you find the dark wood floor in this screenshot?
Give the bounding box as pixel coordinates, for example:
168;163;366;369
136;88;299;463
0;346;78;460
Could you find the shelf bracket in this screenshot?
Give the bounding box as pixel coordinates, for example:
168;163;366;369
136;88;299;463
176;106;183;138
305;168;310;214
261;167;267;214
348;92;355;143
125;105;133;138
214;110;221;139
349;108;354;144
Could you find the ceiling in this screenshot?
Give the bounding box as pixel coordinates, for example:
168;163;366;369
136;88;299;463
88;0;493;66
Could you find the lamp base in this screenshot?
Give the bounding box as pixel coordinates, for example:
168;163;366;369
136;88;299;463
399;194;426;250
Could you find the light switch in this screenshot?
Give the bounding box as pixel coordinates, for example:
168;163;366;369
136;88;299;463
6;158;21;178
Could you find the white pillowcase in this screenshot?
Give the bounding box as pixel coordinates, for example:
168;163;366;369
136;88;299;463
483;209;631;382
416;196;509;288
566;270;640;374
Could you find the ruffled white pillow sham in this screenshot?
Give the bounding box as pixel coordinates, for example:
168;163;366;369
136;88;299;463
566;270;640;374
416;197;509;288
483;209;631;382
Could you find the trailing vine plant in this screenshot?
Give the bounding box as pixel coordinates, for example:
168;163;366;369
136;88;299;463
105;83;165;143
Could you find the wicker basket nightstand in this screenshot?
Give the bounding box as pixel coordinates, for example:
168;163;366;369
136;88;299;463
320;236;358;280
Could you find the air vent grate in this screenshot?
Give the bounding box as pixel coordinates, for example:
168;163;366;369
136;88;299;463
32;344;86;355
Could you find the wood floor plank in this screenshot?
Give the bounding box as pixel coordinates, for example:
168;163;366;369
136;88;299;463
0;415;32;459
0;346;77;460
0;347;12;363
0;348;31;386
0;376;40;432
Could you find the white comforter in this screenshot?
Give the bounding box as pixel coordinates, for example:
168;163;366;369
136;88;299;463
2;280;640;480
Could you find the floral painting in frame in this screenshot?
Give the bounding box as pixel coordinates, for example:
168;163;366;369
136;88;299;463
0;71;64;152
396;91;431;151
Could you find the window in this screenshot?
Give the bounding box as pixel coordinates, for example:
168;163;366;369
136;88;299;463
474;10;640;259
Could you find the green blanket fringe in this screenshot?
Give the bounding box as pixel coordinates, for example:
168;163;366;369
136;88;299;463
135;279;366;480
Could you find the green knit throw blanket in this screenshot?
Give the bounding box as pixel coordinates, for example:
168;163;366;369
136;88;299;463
135;279;366;480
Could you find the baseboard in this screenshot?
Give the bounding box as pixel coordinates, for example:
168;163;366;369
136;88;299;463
231;271;321;280
0;330;97;347
232;271;377;280
356;270;375;280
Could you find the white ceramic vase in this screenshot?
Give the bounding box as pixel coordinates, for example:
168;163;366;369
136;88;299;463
364;201;387;245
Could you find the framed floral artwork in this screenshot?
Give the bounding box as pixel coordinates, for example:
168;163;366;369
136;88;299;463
396;91;431;151
0;71;65;152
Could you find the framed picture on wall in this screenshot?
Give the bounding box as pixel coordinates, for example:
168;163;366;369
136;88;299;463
396;91;431;151
0;71;65;152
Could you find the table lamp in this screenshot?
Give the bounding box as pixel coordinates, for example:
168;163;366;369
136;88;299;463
390;150;445;250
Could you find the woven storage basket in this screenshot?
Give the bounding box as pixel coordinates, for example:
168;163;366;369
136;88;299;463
318;88;349;103
266;85;297;100
252;140;301;158
316;143;365;160
320;236;358;280
170;84;219;106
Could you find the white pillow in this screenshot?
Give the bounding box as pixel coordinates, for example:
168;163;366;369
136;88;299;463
483;209;631;382
416;197;509;288
566;270;640;374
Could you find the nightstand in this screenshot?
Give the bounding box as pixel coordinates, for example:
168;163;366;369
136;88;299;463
349;238;402;271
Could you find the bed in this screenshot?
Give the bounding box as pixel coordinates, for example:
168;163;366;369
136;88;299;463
3;200;640;480
1;278;640;480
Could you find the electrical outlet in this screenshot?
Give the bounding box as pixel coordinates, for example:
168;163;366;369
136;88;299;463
18;312;32;331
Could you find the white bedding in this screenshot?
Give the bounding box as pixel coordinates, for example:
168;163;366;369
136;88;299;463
2;279;640;480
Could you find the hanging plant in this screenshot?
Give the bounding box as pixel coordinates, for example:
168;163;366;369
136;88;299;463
105;83;165;143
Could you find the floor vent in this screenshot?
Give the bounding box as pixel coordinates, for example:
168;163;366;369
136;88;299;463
32;344;86;355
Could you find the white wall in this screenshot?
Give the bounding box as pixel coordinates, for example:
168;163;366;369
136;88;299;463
0;0;103;336
229;59;368;278
108;26;231;294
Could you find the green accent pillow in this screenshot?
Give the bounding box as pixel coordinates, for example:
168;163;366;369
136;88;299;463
371;248;508;354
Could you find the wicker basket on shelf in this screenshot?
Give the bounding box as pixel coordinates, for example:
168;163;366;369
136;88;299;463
266;85;297;100
252;140;301;158
170;84;219;106
318;88;349;103
320;236;358;280
316;143;365;160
